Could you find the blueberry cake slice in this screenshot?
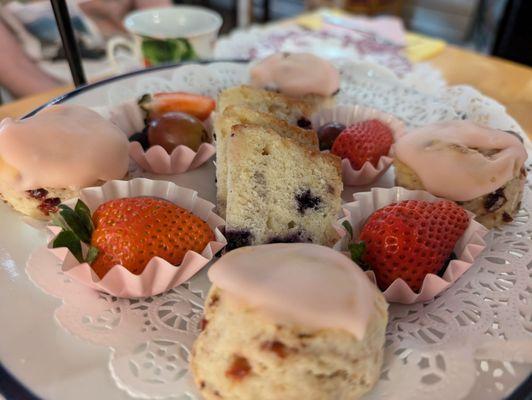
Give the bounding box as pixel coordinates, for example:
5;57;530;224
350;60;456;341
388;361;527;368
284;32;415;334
214;106;319;218
217;85;328;128
225;124;342;249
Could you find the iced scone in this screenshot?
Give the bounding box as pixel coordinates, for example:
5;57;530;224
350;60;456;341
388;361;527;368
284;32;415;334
250;52;340;102
394;121;527;228
191;243;388;400
0;105;129;219
214;106;319;218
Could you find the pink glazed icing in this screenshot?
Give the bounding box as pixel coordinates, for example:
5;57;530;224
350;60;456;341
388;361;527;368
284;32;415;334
394;121;527;201
250;53;340;97
208;243;383;340
0;104;129;191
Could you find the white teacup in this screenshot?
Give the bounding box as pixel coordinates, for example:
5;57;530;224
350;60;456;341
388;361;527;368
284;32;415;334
107;6;222;68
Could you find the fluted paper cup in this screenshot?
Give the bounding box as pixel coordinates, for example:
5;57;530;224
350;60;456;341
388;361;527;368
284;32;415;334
95;100;215;175
311;105;405;186
32;178;226;298
338;187;488;304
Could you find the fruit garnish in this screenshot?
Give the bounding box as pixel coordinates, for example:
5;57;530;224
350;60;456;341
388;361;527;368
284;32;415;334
51;200;99;264
317;122;345;150
347;242;369;270
138;92;215;121
51;197;215;279
296;117;312;130
331;119;393;169
341;220;369;271
90;197;215;278
147;111;209;153
129;128;150;150
351;200;469;292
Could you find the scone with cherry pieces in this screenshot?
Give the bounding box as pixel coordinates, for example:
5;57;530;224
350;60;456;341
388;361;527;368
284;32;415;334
394;121;527;229
0;105;129;219
191;244;388;400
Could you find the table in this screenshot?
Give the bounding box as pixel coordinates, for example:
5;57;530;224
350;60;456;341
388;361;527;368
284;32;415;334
1;46;532;139
0;85;73;120
430;46;532;138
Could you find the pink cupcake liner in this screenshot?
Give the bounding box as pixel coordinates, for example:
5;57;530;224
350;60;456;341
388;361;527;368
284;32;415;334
129;141;215;175
311;105;406;186
338;187;488;304
29;178;226;298
96;100;215;175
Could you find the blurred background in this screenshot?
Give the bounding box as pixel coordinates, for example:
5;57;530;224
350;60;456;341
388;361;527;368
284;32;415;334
0;0;530;102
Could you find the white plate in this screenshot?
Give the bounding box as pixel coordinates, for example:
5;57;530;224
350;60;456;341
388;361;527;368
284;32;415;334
1;61;531;400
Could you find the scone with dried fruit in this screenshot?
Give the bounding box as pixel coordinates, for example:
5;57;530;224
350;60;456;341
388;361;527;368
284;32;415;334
0;105;129;219
394;121;527;228
191;243;388;400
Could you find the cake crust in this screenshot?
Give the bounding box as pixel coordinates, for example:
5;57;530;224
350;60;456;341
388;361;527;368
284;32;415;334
216;85;328;126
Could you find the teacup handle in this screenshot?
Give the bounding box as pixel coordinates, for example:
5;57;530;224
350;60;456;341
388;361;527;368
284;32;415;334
107;36;140;70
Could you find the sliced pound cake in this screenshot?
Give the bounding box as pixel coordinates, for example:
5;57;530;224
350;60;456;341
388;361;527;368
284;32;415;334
225;124;342;250
214;106;319;218
217;85;328;127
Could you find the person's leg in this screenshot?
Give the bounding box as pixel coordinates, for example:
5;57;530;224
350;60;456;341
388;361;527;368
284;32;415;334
0;19;63;98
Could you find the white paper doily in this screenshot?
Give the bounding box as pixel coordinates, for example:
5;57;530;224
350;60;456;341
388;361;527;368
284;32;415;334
25;61;532;399
215;25;412;73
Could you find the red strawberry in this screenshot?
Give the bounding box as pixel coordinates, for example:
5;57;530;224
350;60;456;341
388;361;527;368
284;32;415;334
355;200;469;292
331;119;393;169
139;92;215;121
90;197;215;278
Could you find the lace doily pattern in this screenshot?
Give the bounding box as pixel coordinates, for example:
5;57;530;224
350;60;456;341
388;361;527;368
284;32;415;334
335;61;457;127
105;60;456;129
25;61;532;399
438;85;525;136
214;25;448;90
106;62;250;106
26;186;532;399
214;25;413;74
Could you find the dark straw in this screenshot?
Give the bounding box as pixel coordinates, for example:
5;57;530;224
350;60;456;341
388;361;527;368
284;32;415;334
50;0;87;86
